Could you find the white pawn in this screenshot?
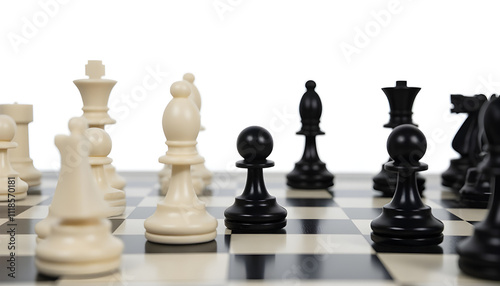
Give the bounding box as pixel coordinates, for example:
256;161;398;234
145;81;217;244
0;115;28;201
35;117;123;277
86;128;126;217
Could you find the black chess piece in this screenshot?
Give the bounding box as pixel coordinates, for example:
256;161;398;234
459;167;490;207
371;124;444;246
286;80;334;189
459;95;496;208
457;97;500;281
373;81;425;197
442;94;487;192
224;126;287;231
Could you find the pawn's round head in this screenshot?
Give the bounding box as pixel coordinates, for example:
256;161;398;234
387;124;427;167
69;117;88;135
183;73;195;83
0;115;16;142
170;81;191;99
237;126;273;163
306;80;316;90
85;128;112;157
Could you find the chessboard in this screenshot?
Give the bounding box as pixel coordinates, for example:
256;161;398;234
0;172;498;286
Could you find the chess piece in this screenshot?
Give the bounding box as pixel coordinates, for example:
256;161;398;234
160;170;205;196
225;126;287;231
286;80;334;190
459;167;490;208
0;115;28;201
159;73;211;195
74;60;126;190
0;103;42;188
373;81;425;196
459;95;496;208
442;94;487;192
371;124;444;246
158;159;171;192
457;97;500;281
185;73;212;188
86;128;126;217
35;117;123;276
144;81;217;244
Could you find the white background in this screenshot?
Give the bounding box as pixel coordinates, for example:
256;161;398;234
1;0;499;174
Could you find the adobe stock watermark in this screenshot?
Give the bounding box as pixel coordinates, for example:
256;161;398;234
339;0;403;64
281;235;340;284
268;105;298;134
107;64;170;132
474;74;500;94
7;0;70;54
49;64;169;171
5;177;17;279
424;73;500;159
213;0;243;21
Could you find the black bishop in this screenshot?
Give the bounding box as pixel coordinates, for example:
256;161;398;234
286;80;334;190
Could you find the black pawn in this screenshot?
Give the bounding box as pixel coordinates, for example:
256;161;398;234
224;126;287;231
373;81;425;196
287;80;334;189
442;94;486;192
457;97;500;280
371;124;444;246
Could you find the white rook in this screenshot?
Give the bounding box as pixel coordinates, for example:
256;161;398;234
0;103;42;188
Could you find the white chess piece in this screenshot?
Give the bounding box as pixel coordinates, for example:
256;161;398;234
184;73;213;188
160;171;204;196
159;73;212;195
35;117;123;276
0;103;42;188
145;81;217;244
74;60;126;190
86;128;126;217
0;115;28;201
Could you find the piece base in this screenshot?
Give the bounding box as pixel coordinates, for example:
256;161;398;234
459;256;500;281
12;163;42;188
371;232;443;246
459;193;490;208
286;162;334;190
224;219;287;231
286;179;333;190
35;256;121;277
107;205;126;217
224;197;288;231
459;186;490;209
145;230;216;244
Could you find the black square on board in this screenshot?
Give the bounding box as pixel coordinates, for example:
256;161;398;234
228;254;392;280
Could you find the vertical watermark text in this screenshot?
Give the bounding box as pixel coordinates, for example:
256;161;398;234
6;177;17;279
